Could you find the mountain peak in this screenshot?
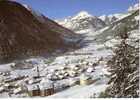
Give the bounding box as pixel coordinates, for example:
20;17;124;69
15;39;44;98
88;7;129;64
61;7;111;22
77;11;91;16
72;11;93;20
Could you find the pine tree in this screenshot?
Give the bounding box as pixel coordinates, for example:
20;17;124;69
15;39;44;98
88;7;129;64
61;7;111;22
105;24;139;97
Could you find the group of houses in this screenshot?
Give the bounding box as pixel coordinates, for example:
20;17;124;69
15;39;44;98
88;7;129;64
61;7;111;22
0;57;104;97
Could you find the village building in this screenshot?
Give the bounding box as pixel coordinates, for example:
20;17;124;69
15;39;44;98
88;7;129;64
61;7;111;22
13;87;22;94
63;72;69;78
4;83;10;89
11;61;34;69
69;64;81;71
54;80;70;92
4;74;26;83
73;65;81;71
40;79;54;96
27;78;55;97
80;74;92;85
86;67;95;73
0;86;5;93
27;85;40;97
15;80;27;87
57;74;64;80
82;61;89;66
59;66;68;70
68;70;77;77
27;77;41;85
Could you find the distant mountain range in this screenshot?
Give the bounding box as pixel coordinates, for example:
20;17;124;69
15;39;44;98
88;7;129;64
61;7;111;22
56;3;139;33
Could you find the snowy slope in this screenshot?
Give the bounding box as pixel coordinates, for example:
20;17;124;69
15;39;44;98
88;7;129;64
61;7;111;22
128;3;139;12
98;3;139;25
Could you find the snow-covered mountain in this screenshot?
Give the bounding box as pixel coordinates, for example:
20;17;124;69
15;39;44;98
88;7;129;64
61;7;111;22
56;11;106;32
99;3;139;25
56;3;139;31
98;15;117;25
98;13;132;25
128;3;139;12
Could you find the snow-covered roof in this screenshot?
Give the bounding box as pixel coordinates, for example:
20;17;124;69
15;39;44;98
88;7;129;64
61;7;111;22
40;82;53;90
80;74;91;80
40;78;53;89
27;84;39;91
28;78;37;84
13;87;22;94
0;86;4;92
86;67;94;73
68;77;79;84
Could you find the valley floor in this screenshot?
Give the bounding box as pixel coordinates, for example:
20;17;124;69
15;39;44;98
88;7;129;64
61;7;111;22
0;28;114;98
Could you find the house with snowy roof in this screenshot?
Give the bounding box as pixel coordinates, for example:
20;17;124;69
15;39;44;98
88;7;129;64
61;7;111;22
27;78;54;97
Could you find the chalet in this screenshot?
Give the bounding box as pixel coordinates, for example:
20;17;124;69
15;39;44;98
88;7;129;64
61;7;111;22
59;66;68;70
57;74;64;80
50;74;58;81
27;85;40;97
27;77;41;85
63;72;69;77
40;79;54;96
27;79;55;97
86;67;95;73
73;65;80;71
69;64;80;71
80;74;92;85
15;80;27;87
68;70;77;77
13;87;22;94
54;80;70;92
0;86;5;93
3;83;17;90
4;83;10;89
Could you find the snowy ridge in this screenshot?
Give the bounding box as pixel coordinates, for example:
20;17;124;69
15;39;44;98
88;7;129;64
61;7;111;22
98;3;139;25
128;3;139;11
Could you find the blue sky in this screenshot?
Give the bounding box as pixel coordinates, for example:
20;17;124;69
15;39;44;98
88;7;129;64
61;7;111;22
16;0;138;19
